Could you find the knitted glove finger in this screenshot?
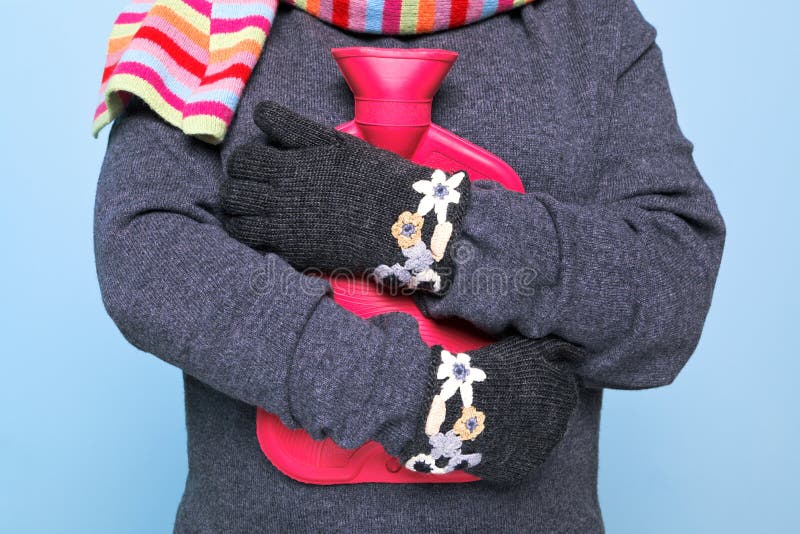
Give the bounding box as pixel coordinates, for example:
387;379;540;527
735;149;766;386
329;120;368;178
221;101;472;292
226;141;337;184
401;336;581;486
220;174;275;215
253;100;345;149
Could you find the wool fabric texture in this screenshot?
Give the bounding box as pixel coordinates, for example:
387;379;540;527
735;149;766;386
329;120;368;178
94;1;725;531
92;0;537;143
221;100;471;293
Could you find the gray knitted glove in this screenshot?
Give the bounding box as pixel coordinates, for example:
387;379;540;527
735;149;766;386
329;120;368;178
400;336;581;486
221;101;471;294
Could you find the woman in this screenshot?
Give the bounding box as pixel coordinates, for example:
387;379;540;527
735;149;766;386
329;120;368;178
93;0;725;531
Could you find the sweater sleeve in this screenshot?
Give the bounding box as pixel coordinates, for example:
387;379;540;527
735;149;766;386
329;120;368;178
416;2;726;389
94;99;431;453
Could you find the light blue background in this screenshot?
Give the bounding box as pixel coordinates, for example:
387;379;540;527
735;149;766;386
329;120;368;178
0;1;796;532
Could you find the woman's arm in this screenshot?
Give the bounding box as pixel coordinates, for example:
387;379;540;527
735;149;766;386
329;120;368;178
416;1;726;389
93;99;433;452
94;100;585;483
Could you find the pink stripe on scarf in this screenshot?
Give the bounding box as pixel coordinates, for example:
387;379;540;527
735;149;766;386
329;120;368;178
117;12;148;24
382;0;401;33
183;100;235;122
465;0;484;23
211;14;271;33
349;0;367;32
204;50;260;75
318;0;334;23
114;61;187;110
432;0;451;31
497;0;514;12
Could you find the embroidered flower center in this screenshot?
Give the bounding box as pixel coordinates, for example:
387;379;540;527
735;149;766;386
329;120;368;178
452;362;469;381
433;184;450;199
400;223;417;237
413;460;433;473
465;417;479;433
453;405;486;441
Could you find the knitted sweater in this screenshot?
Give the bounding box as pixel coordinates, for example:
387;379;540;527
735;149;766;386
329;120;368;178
93;0;725;531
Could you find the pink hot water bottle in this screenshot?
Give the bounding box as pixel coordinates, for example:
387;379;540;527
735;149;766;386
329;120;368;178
256;47;525;484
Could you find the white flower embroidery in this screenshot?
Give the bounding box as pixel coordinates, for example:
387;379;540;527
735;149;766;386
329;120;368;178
413;169;465;224
437;350;487;407
405;453;446;474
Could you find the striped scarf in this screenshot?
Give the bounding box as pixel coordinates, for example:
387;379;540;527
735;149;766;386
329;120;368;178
93;0;533;144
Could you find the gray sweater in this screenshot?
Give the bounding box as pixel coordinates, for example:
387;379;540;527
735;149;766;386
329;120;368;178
94;0;725;531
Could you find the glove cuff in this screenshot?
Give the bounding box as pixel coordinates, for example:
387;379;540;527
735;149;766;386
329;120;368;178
399;336;581;485
372;168;471;295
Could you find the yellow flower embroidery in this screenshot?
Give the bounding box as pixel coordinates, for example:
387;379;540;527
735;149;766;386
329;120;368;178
453;406;486;441
391;211;424;248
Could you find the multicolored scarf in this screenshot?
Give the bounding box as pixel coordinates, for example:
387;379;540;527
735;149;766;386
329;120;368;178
93;0;533;144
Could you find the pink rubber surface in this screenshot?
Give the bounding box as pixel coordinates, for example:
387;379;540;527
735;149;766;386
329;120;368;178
256;47;524;485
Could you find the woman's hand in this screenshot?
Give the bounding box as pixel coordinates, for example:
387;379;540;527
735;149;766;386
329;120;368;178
400;336;582;485
221;101;471;294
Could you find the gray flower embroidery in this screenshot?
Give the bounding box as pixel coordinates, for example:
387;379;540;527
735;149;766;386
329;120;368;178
401;241;434;273
445;452;482;471
374;263;412;284
425;430;483;473
374;241;437;288
429;430;463;460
